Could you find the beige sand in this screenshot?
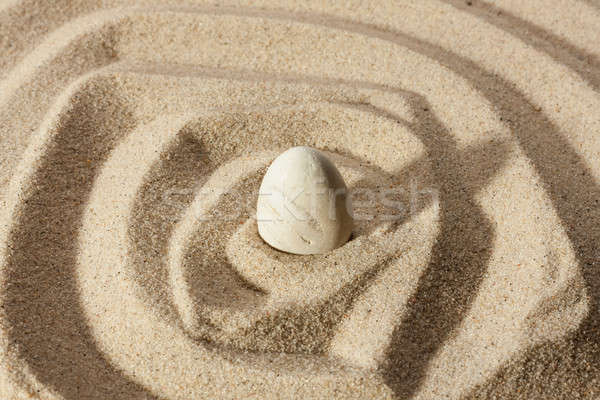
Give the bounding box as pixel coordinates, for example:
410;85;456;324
0;0;599;399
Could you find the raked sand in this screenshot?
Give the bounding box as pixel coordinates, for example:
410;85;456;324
0;1;599;399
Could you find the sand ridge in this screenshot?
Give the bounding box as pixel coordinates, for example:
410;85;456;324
0;1;599;399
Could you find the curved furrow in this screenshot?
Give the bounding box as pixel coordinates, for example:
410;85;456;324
442;0;600;93
0;76;153;400
76;106;399;398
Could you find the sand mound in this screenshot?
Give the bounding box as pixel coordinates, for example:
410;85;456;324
1;1;599;399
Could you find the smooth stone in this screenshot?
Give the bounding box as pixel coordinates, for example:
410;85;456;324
256;146;353;255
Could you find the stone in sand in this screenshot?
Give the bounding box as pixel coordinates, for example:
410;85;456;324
257;146;353;255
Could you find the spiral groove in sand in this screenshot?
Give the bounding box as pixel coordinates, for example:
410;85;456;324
0;1;598;399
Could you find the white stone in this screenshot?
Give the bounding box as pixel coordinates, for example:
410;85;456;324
256;146;353;255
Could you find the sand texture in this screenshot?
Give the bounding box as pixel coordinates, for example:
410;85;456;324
0;0;599;399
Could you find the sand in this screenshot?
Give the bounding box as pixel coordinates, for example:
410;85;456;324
0;0;599;399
